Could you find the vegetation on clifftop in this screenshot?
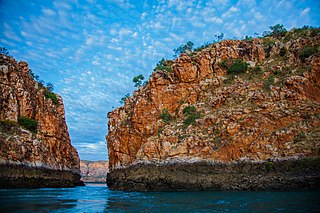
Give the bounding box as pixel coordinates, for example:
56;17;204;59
117;24;320;111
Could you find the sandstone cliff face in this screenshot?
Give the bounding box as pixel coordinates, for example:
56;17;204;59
80;160;109;182
0;54;83;187
107;30;320;172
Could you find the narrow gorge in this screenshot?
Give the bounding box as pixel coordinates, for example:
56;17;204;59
0;55;83;188
107;28;320;191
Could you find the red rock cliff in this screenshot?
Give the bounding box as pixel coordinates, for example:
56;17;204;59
80;160;109;182
0;54;83;187
107;29;320;171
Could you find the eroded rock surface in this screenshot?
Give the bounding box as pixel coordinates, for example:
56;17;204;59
0;55;83;188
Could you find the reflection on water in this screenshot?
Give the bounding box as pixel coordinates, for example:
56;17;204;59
0;183;320;212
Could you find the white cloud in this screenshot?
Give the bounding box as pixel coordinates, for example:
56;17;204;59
229;7;238;12
132;32;138;38
254;11;264;20
141;12;148;20
3;30;22;42
75;141;107;154
276;0;292;10
153;21;164;30
205;16;223;24
119;28;132;37
108;0;135;9
300;8;310;16
53;1;73;10
222;6;239;18
42;8;56;16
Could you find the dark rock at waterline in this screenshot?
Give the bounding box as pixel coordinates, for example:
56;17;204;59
0;164;84;188
107;158;320;191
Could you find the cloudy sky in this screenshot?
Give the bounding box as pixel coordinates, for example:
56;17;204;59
0;0;319;161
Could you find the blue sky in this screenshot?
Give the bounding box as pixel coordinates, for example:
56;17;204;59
0;0;319;161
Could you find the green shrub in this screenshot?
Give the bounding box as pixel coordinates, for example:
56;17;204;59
263;76;274;91
269;24;287;39
46;82;54;92
160;109;172;124
0;120;17;128
251;66;262;75
265;161;275;172
262;39;275;58
223;76;234;85
0;47;11;56
227;59;249;75
120;93;130;104
184;113;200;126
183;105;196;115
244;35;253;41
218;59;229;69
154;58;172;72
18;116;37;132
279;47;287;56
294;132;306;143
173;41;194;57
44;91;58;105
29;69;40;81
298;46;318;62
310;28;320;37
133;74;145;87
194;42;212;52
183;105;200;127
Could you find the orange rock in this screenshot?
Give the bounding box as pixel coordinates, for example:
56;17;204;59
0;55;81;174
107;34;320;171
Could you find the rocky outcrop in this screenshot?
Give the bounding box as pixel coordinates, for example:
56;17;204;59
80;160;109;182
107;29;320;191
107;158;320;191
0;55;83;188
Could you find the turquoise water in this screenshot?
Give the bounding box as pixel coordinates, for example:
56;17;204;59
0;183;319;212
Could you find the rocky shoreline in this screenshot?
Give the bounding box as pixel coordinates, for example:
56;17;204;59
0;164;84;188
107;158;320;191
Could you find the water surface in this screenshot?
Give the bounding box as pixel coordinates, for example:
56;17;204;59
0;183;319;212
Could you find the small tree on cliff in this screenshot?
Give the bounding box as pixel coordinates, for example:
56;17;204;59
270;24;287;38
0;47;10;56
133;74;145;87
173;41;194;57
264;24;287;39
46;82;54;92
120;93;130;104
215;33;224;42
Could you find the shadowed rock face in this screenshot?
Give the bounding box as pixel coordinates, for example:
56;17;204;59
0;54;83;188
80;161;109;182
107;159;320;191
107;29;320;191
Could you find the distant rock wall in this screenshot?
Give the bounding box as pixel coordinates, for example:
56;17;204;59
80;160;109;182
107;29;320;190
0;54;83;188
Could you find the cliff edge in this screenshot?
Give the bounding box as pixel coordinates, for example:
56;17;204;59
107;27;320;191
0;54;83;188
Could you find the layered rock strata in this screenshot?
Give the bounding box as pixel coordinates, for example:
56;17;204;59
80;160;109;182
0;55;83;188
107;29;320;191
107;158;320;191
